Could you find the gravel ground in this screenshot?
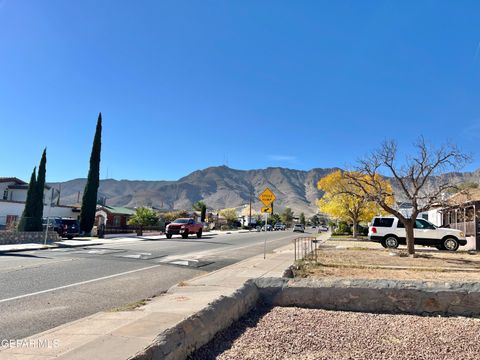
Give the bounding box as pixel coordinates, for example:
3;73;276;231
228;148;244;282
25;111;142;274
189;306;480;360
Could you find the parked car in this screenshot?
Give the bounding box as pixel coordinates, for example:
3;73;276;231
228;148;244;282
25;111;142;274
274;223;286;231
368;216;467;251
318;225;329;232
43;217;80;239
262;224;273;231
293;224;305;233
165;218;203;239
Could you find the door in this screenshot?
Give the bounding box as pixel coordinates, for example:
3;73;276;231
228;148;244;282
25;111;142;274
414;219;437;245
6;215;18;229
394;219;406;244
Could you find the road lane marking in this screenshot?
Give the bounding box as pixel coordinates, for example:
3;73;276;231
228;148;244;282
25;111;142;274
158;233;298;262
0;264;162;304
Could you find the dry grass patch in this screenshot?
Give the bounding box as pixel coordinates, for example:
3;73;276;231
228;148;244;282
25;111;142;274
298;239;480;282
108;299;149;312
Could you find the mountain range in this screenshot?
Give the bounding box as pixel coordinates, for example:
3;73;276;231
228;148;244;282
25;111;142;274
49;166;480;217
49;166;341;216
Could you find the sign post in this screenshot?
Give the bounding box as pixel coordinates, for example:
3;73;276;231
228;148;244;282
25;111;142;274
259;188;277;260
264;212;268;259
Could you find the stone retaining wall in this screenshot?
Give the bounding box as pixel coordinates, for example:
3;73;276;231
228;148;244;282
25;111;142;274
132;277;480;360
0;231;61;245
133;281;260;360
255;277;480;317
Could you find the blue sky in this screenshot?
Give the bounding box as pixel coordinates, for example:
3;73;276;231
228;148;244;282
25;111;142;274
1;0;480;182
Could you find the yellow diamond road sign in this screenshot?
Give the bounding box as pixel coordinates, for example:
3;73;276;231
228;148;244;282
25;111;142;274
259;188;276;207
261;206;272;213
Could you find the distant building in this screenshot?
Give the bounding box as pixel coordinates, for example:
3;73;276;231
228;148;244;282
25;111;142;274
95;205;136;227
0;177;79;229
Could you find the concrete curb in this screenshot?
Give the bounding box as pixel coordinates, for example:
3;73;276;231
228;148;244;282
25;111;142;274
134;281;260;360
0;244;52;253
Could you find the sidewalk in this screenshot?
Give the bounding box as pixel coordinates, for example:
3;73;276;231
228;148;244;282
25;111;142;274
0;233;320;360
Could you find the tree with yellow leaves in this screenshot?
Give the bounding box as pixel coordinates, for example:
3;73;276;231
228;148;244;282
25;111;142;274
219;208;238;225
317;170;393;238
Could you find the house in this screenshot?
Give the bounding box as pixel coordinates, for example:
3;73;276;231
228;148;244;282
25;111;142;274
420;206;443;227
439;189;480;250
0;177;47;202
95;205;136;228
0;177;79;229
393;201;443;227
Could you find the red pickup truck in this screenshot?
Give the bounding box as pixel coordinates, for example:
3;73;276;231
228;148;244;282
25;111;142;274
165;218;203;239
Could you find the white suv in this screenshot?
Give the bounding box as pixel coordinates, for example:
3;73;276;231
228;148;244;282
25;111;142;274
368;217;467;251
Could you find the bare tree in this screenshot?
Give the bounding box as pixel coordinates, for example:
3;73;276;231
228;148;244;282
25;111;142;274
347;138;470;255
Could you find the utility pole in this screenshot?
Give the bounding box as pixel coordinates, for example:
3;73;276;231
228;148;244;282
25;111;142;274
56;183;61;206
249;190;252;228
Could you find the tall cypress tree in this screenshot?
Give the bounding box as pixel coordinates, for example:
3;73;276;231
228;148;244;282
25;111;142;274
80;113;102;234
32;148;47;231
18;167;37;231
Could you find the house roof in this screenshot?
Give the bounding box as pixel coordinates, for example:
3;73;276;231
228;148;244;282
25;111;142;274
0;177;27;185
98;205;136;215
447;188;480;206
7;183;51;190
7;185;29;189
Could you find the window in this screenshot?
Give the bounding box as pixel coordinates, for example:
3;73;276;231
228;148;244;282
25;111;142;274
113;216;121;227
3;189;8;200
397;220;405;228
373;218;394;227
415;219;435;230
173;219;189;224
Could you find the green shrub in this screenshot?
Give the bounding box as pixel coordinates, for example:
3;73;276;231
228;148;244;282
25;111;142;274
333;221;352;236
358;225;369;236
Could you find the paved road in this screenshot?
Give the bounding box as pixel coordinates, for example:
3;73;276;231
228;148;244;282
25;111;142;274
0;230;307;340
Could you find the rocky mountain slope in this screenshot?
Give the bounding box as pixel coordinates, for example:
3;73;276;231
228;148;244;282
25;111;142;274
49;166;340;216
49;166;480;217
